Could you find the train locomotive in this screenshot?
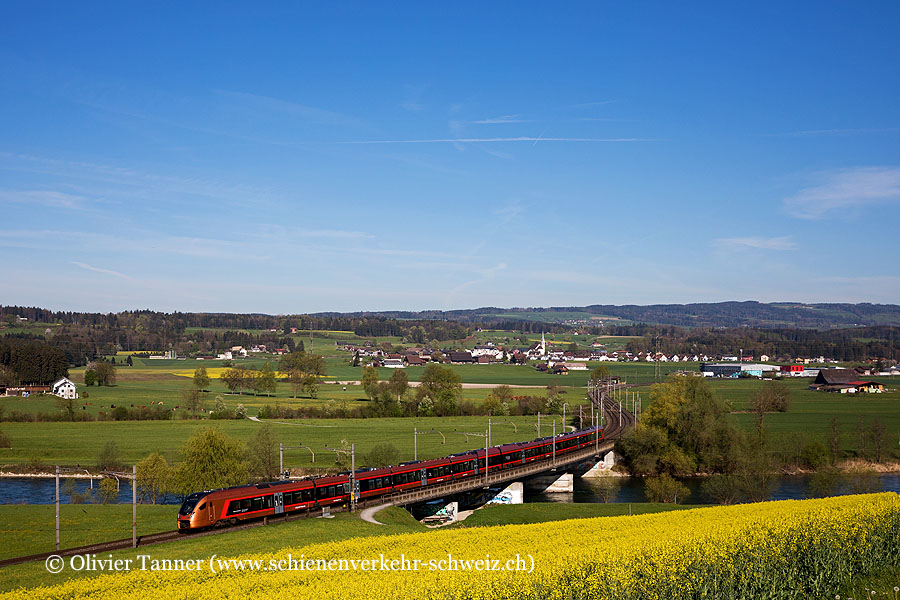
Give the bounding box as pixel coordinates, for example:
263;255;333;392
178;425;602;530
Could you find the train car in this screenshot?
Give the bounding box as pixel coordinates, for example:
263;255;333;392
356;467;394;500
448;451;479;480
314;475;350;508
390;460;427;493
177;479;315;530
419;456;455;486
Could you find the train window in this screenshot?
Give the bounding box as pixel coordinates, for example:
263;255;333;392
197;502;205;511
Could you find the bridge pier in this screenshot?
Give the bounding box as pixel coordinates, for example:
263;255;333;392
525;472;573;493
580;450;619;478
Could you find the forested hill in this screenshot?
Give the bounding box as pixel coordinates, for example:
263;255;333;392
3;302;900;331
325;302;900;329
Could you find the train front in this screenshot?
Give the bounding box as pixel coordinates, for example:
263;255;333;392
177;492;208;531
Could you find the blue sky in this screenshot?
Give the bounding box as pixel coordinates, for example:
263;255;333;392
2;2;899;313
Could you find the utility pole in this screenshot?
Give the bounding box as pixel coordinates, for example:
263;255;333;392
132;465;137;548
414;427;417;461
350;443;356;512
484;430;489;485
55;465;59;551
552;420;556;466
279;442;283;476
488;418;492;448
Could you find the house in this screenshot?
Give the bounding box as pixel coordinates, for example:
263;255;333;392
477;355;492;364
52;377;78;400
552;364;569;375
447;351;475;364
382;358;404;369
405;355;426;366
812;369;855;387
780;365;804;375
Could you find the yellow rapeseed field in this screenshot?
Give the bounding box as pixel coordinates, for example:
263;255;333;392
6;494;899;599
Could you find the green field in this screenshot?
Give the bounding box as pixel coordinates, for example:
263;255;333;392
0;415;567;470
0;504;173;561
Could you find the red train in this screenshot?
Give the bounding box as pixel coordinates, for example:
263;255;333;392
177;425;602;530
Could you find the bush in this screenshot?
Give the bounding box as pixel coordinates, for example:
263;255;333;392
645;473;691;504
800;441;830;469
0;429;10;448
701;474;741;505
363;443;401;468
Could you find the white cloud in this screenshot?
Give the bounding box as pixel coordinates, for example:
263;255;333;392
471;115;532;124
770;127;900;137
0;190;89;210
344;137;654;144
783;166;900;219
71;261;133;280
713;236;796;251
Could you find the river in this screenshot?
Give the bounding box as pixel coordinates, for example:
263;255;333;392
528;473;900;504
2;473;899;505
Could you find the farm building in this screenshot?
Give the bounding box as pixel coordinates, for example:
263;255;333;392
51;377;78;399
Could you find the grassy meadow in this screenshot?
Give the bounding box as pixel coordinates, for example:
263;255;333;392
0;415;567;470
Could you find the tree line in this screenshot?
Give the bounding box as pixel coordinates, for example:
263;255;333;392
0;338;68;385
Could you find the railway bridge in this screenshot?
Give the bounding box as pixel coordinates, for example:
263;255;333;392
363;384;636;513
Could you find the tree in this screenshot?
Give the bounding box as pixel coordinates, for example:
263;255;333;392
301;353;326;398
827;416;842;464
97;478;119;504
416;363;461;416
246;424;280;481
484;385;513;416
210;395;235;419
279;352;306;398
594;476;621;503
361;365;380;401
57;395;76;421
388;368;409;398
92;361;117;386
136;452;173;504
183;388;204;419
589;365;610;382
750;381;792;441
126;355;133;367
173;427;247;496
362;443;401;468
0;365;17;386
83;369;97;386
221;366;248;395
616;425;669;476
644;473;690;504
192;365;210;392
254;362;277;397
97;440;121;471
